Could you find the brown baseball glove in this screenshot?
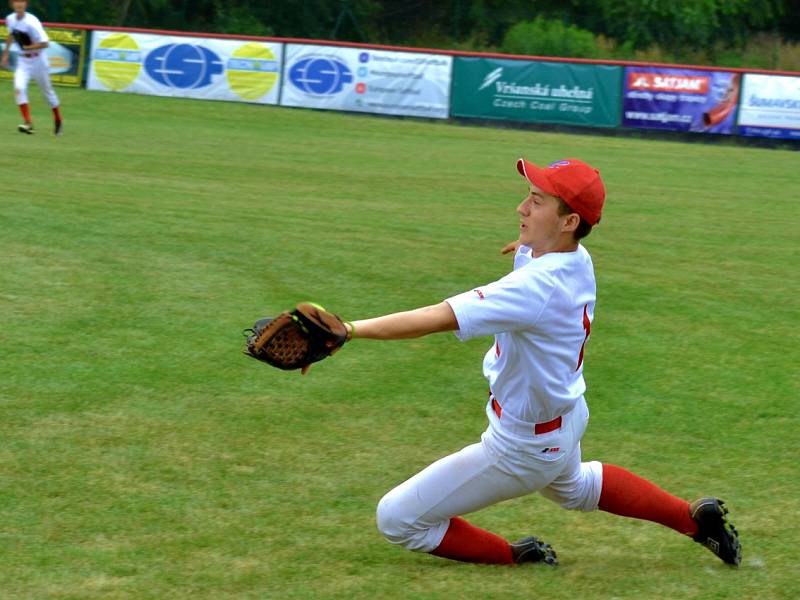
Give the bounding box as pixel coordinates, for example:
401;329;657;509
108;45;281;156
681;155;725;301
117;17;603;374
243;302;349;370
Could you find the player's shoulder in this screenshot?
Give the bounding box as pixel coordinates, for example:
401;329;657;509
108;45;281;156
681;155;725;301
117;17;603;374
505;257;560;294
576;244;595;271
26;12;43;25
5;12;17;24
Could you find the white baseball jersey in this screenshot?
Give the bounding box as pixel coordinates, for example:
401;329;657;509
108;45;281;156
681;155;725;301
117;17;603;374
5;12;49;54
446;243;596;424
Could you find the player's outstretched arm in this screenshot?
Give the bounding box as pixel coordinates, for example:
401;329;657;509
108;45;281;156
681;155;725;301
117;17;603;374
349;302;458;340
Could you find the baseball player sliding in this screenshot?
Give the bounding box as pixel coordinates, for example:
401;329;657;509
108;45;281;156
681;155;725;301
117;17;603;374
245;157;741;567
1;0;62;135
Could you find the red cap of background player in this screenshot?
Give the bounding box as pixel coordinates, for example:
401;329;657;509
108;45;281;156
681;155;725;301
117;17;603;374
516;158;605;226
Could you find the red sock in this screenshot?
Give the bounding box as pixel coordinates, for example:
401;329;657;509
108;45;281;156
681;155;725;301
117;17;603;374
52;106;62;122
19;103;31;123
430;517;514;564
598;464;698;536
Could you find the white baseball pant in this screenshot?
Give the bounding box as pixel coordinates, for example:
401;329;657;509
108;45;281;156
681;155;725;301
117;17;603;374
15;55;59;108
376;396;603;552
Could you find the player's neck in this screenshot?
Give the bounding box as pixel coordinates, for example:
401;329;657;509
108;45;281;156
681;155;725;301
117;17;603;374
532;239;578;258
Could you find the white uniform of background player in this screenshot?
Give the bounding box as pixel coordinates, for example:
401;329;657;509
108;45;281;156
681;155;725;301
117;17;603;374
1;1;62;134
338;157;741;567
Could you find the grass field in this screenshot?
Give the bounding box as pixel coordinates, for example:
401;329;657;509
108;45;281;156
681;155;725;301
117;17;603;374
1;85;798;600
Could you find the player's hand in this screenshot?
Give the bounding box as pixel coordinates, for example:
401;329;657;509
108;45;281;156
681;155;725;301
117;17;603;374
0;56;8;69
300;324;351;376
500;239;520;255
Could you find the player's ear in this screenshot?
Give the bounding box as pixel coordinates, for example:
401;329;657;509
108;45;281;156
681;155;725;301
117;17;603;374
562;212;580;234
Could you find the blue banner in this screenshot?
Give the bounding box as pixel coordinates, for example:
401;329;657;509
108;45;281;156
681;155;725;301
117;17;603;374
622;67;740;134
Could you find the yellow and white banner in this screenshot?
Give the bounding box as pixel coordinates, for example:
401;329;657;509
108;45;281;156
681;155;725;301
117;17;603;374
87;30;282;104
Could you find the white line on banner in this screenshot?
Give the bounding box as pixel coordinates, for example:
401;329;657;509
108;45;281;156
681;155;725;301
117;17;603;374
494;94;593;103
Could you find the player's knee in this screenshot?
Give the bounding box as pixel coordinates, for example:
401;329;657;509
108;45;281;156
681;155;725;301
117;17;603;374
375;493;427;550
375;494;408;543
542;460;603;512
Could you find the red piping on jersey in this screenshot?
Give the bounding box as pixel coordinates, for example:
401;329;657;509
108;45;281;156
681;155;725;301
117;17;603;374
491;397;502;419
577;304;591;371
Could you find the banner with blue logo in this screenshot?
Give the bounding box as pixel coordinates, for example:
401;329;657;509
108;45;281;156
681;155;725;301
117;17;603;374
280;44;452;119
737;74;800;140
87;31;282;104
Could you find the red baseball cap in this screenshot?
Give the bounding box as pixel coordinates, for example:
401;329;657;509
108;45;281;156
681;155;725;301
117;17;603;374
516;158;605;225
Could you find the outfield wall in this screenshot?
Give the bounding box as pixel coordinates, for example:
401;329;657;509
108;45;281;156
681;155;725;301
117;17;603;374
2;20;799;141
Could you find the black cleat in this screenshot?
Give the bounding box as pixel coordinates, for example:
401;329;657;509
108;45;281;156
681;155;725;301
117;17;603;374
54;120;62;136
18;123;34;134
690;497;741;566
511;536;558;566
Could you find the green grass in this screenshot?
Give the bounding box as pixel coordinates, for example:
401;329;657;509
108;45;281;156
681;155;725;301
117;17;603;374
1;86;798;599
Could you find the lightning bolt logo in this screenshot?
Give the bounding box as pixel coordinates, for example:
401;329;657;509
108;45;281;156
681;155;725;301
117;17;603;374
478;67;503;91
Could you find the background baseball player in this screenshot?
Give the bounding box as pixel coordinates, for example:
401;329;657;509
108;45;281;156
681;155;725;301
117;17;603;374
1;0;62;135
327;158;741;567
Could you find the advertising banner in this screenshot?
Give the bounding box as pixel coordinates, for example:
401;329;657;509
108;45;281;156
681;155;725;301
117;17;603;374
0;25;86;86
737;74;800;139
451;57;622;127
622;67;740;134
87;31;282;104
280;44;452;119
